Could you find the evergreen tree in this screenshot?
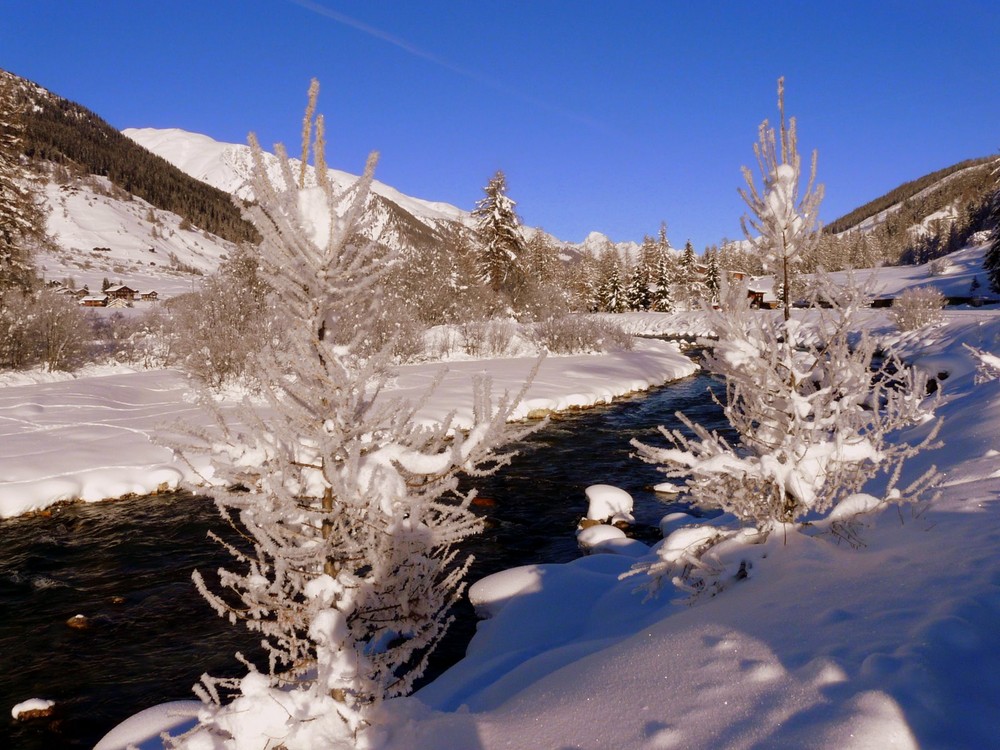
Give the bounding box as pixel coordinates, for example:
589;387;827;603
595;249;627;312
0;71;44;292
986;183;1000;294
176;83;534;746
514;229;570;319
677;240;704;308
704;248;722;305
566;253;599;312
472;170;525;298
628;83;941;599
657;221;670;254
626;260;652;311
649;243;675;312
523;229;559;286
739;77;823;320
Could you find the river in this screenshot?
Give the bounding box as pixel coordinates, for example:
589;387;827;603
0;370;728;749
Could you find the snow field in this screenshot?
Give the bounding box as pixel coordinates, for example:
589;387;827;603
75;306;1000;749
0;338;695;518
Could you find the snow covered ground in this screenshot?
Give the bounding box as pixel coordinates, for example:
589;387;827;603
39;175;234;298
0;338;695;519
91;302;1000;750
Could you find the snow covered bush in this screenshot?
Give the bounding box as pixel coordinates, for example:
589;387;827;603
531;314;633;354
927;257;949;277
634;280;940;525
173;82;535;748
459;318;519;358
168;245;275;388
0;288;91;371
964;343;1000;384
890;285;946;331
628;80;941;598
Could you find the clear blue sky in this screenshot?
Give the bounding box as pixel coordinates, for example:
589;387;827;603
3;0;998;249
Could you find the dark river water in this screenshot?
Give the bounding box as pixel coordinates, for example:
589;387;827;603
0;369;727;750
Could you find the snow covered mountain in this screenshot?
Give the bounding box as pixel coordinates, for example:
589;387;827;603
124;127;469;226
122;127;621;264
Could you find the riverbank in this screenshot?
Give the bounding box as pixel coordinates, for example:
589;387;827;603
97;308;1000;749
0;338;696;518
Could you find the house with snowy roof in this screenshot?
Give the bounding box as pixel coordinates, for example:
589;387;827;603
104;284;137;301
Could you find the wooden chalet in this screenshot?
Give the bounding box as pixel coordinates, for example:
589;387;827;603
104;284;138;301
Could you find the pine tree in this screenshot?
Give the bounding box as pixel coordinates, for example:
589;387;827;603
0;71;44;292
739;77;824;320
628;82;941;598
649;243;675;312
595;249;627;312
704;248;722;305
472;170;525;298
625;260;652;311
657;221;670;254
566;253;599;312
176;83;535;746
986;179;1000;294
677;240;704;309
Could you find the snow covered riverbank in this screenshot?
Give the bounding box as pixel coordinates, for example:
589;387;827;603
95;309;1000;749
0;338;696;518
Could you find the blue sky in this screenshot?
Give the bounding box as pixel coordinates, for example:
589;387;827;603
3;1;998;249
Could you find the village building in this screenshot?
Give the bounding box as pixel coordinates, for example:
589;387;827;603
103;284;138;301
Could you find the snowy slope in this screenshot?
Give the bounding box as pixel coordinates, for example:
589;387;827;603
94;304;1000;750
38;173;236;298
124;127;471;226
851;163;988;235
122;127;639;259
829;243;992;300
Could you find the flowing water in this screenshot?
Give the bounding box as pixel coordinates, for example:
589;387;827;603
0;369;727;749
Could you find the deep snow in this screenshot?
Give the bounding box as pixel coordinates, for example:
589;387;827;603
0;338;695;519
9;238;1000;748
90;300;1000;750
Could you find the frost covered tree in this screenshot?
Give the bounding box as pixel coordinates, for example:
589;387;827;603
0;287;90;371
890;286;946;331
508;229;571;320
0;71;45;292
739;77;823;320
169;244;275;388
473;170;526;299
174;83;534;747
629;80;940;597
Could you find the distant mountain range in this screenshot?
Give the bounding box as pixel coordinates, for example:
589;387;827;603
2;68;995;295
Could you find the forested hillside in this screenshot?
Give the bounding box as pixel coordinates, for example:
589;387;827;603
826;157;994;234
1;69;256;245
819;156;996;268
